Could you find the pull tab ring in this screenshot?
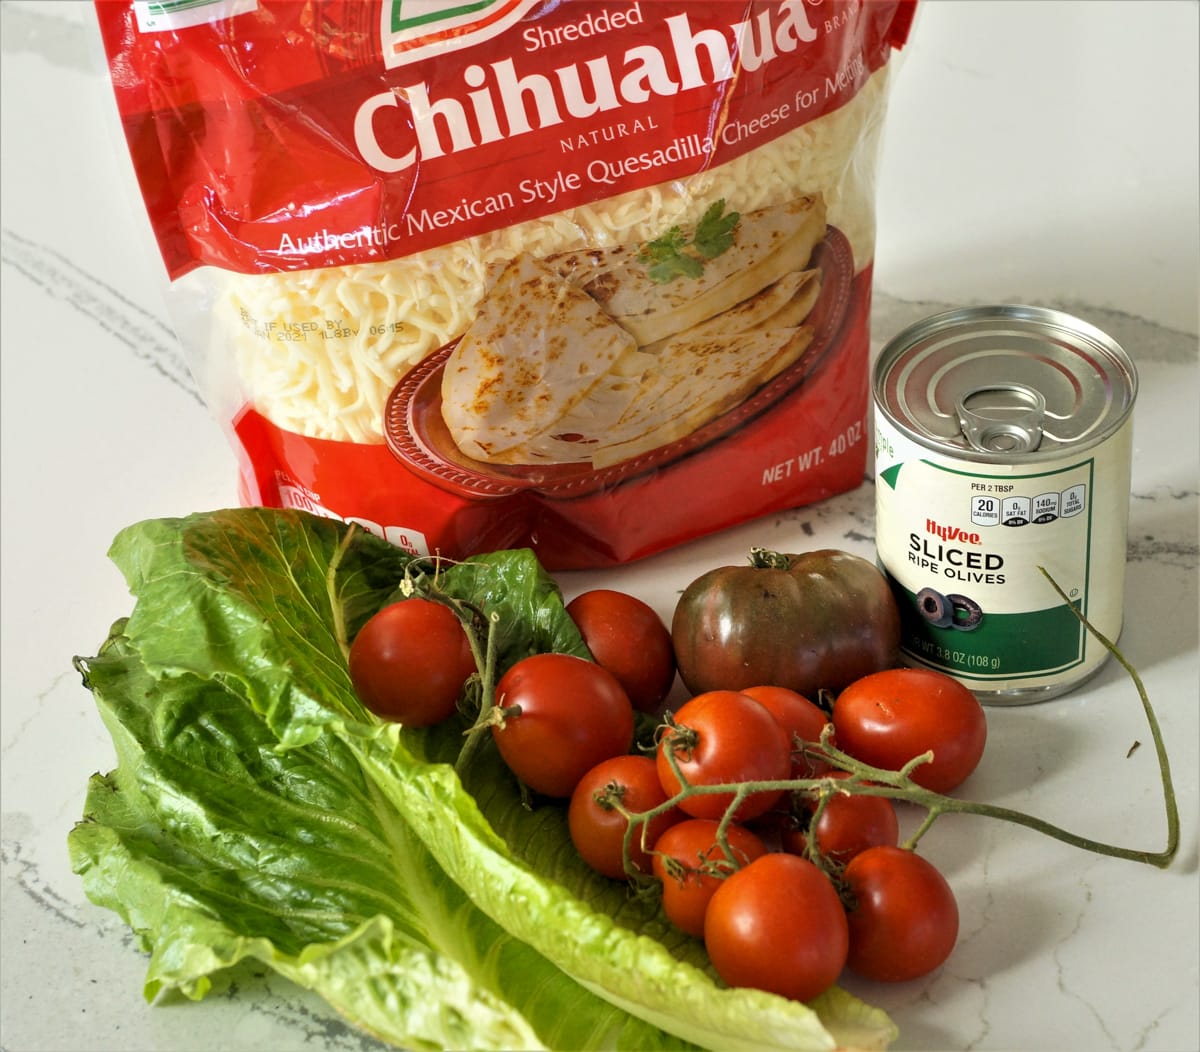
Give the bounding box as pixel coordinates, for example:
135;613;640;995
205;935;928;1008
956;384;1046;453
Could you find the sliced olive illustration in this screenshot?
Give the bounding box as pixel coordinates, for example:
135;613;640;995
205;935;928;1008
947;594;984;632
916;586;954;628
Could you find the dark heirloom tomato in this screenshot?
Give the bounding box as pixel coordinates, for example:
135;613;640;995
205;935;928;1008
671;548;901;699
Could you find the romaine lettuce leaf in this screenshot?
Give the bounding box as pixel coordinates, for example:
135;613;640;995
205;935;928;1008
71;628;682;1051
69;508;897;1051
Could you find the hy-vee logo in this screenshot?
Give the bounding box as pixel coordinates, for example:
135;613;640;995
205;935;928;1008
381;0;540;67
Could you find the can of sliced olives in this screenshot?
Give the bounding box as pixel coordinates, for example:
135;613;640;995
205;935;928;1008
872;305;1137;704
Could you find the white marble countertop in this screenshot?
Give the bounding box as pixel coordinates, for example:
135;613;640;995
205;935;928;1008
2;2;1197;1050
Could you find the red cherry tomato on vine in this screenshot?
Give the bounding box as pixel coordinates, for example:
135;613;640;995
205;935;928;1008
651;818;767;938
566;589;677;713
491;653;634;798
348;598;476;726
781;771;900;864
704;852;849;1002
740;685;834;778
656;691;792;822
832;668;987;793
568;755;682;880
842;845;959;982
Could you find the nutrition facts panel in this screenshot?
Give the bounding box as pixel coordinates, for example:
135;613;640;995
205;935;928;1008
970;484;1087;527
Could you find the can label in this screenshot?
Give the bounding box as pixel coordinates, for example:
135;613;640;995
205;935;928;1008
874;415;1132;699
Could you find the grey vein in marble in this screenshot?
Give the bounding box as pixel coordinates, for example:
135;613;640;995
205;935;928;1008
1;228;200;404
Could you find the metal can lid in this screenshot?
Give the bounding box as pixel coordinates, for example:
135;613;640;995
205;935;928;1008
873;305;1138;460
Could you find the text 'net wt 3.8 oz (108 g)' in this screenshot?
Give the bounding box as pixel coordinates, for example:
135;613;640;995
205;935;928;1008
95;0;916;569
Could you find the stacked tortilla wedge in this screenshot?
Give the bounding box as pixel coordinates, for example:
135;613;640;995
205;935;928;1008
440;194;827;469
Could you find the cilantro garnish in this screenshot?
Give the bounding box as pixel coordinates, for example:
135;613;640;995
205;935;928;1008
637;200;741;284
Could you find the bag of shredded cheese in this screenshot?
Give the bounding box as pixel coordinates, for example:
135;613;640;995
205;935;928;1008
95;0;915;569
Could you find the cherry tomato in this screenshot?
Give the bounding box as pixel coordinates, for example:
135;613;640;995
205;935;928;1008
651;818;767;937
568;755;682;880
781;771;900;865
566;589;677;713
704;852;849;1002
348;598;476;726
832;668;987;793
657;691;792;822
491;653;635;798
842;845;959;982
740;685;834;778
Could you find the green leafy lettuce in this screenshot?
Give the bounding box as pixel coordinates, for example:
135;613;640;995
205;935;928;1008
68;508;897;1051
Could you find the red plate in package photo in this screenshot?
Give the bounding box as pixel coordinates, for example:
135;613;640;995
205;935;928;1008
386;223;855;501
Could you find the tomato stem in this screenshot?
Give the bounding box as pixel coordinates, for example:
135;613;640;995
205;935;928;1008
594;781;627;812
800;789;839;877
610;799;664;885
748;546;791;570
455;611;502;775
